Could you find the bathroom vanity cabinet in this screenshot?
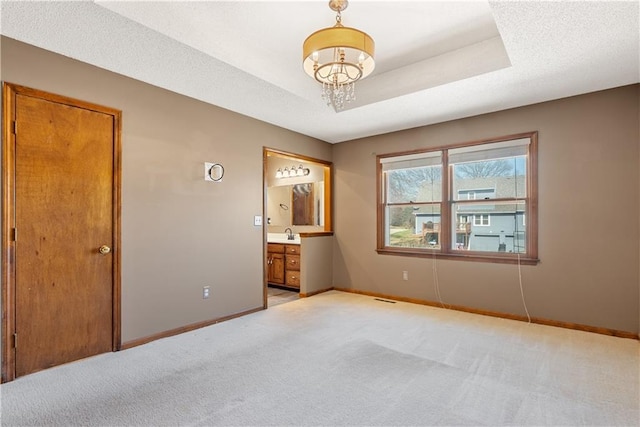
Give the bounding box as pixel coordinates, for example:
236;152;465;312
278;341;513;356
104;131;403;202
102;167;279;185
267;243;300;290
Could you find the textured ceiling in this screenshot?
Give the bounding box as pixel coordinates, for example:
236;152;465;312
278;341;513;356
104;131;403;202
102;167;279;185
1;0;638;143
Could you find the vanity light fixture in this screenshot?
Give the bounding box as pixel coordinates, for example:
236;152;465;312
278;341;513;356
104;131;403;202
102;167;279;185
275;164;310;179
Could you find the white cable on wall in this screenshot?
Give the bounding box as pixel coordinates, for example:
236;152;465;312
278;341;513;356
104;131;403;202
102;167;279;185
517;253;531;324
514;157;531;324
432;246;448;309
426;172;448;310
424;153;532;322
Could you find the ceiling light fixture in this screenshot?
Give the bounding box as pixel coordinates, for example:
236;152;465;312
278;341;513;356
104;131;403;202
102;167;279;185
303;0;375;111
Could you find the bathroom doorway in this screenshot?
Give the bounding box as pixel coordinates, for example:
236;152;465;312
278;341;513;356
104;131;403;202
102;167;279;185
263;148;333;309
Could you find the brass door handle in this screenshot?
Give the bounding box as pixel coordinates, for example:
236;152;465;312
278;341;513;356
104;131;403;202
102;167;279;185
99;245;111;255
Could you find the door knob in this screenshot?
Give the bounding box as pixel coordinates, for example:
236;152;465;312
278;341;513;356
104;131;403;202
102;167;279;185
98;245;111;255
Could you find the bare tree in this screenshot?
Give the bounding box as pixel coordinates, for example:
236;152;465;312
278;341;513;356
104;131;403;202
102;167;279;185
388;166;441;203
455;160;513;178
387;166;441;228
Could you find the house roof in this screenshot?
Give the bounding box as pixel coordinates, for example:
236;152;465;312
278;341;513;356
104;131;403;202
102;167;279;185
409;175;526;215
412;175;526;202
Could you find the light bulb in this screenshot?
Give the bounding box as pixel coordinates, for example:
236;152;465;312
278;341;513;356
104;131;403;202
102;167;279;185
275;168;283;179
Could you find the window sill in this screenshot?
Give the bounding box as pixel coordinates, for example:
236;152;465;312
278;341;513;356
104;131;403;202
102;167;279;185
376;247;539;265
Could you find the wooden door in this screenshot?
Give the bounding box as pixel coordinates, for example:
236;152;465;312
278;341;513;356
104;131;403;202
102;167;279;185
2;83;121;381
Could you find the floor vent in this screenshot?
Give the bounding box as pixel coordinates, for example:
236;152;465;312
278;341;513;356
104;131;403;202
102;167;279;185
374;298;397;304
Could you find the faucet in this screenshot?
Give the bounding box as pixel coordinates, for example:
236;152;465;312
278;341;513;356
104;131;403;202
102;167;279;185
284;228;294;240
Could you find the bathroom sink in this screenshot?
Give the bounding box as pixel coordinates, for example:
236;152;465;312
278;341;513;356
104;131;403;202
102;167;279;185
267;233;301;244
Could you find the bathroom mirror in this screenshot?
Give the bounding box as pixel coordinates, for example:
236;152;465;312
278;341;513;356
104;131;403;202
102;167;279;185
265;149;332;233
292;183;314;226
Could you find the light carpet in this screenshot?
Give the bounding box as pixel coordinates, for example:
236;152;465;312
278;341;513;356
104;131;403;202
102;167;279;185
1;290;638;426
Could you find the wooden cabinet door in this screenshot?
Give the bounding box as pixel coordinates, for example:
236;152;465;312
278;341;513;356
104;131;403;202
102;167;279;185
268;253;285;284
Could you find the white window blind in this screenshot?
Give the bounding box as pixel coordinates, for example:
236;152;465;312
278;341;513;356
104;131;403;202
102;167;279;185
449;138;529;164
380;151;442;171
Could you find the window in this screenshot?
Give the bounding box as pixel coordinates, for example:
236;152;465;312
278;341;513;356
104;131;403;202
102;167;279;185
473;214;490;226
377;132;538;264
380;151;442;249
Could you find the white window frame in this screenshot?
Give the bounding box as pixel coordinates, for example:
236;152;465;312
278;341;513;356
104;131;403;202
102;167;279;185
473;214;490;226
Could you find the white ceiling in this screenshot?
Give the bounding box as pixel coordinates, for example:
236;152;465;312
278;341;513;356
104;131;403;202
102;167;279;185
1;0;638;143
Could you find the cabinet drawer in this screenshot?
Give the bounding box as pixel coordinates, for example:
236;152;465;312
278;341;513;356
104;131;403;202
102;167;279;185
286;254;300;271
285;271;300;288
285;245;300;255
267;243;285;254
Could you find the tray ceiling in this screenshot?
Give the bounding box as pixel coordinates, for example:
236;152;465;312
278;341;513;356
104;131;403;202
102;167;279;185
1;1;638;143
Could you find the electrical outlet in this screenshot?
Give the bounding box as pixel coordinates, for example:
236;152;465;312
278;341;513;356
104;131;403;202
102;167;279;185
254;215;262;226
402;271;409;281
203;286;210;299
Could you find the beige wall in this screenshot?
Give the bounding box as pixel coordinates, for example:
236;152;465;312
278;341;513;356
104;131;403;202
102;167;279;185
300;236;334;295
332;84;640;334
1;36;638;347
0;37;332;343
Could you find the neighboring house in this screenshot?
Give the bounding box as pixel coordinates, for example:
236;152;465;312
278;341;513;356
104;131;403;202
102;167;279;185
414;176;526;253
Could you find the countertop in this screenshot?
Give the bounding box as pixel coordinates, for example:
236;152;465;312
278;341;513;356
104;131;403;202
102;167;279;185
267;233;301;245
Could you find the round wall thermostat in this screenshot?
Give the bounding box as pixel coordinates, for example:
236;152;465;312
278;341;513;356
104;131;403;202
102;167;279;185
208;163;224;182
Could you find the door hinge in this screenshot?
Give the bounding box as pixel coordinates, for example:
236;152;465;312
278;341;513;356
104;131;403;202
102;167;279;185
11;228;17;242
13;333;17;349
12;121;17;135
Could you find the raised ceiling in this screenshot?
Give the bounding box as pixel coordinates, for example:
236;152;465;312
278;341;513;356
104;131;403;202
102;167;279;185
1;1;638;143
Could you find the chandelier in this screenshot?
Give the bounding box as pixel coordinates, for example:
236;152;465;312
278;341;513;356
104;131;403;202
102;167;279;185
303;0;375;110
